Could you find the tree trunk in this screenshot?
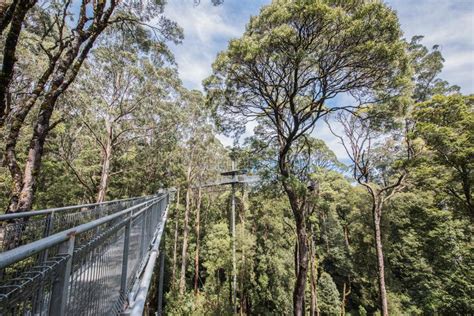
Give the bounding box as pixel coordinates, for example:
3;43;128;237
340;281;351;316
0;0;16;34
341;283;346;316
4;120;23;213
279;147;309;316
373;203;388;316
309;235;319;316
179;177;192;295
5;31;97;214
239;187;248;315
96;123;113;203
293;213;308;316
193;186;202;294
9;100;55;213
171;188;180;287
0;0;36;124
343;225;350;250
309;223;319;316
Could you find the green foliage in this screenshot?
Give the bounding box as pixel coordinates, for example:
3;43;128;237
414;94;473;213
0;1;471;316
206;0;410;138
318;272;341;315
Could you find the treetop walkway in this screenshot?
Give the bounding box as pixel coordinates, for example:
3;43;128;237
0;190;174;316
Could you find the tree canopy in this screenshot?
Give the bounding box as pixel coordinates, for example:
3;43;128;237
0;0;472;315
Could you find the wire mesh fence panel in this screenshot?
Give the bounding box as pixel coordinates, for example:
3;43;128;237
0;252;67;315
67;225;126;316
0;216;49;252
0;197;150;253
127;215;145;290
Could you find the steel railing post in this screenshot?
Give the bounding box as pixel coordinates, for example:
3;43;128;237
120;214;132;300
50;233;75;316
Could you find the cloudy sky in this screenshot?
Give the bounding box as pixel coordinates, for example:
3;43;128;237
164;0;474;159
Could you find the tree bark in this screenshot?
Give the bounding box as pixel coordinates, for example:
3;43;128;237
171;188;180;287
0;0;36;125
193;186;202;294
293;210;308;316
96;123;113;203
309;234;319;316
373;202;388;316
343;225;350;250
0;0;17;35
239;187;248;315
279;144;309;316
340;281;351;316
13;98;58;213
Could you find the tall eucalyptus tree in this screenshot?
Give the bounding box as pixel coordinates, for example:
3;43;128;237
206;1;409;313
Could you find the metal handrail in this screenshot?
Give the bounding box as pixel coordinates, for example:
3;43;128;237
0;191;172;315
126;202;169;316
0;195;153;221
0;195;164;269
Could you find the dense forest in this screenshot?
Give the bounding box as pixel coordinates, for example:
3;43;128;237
0;0;472;315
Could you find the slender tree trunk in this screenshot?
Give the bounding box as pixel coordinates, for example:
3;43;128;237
171;188;180;287
341;225;351;316
4;121;23;213
193;186;202;294
343;225;350;250
96;123;113;203
179;172;192;295
239;187;248;315
341;280;351;316
309;244;318;316
373;202;388;316
341;283;346;316
0;0;36;124
293;213;308;316
309;227;319;316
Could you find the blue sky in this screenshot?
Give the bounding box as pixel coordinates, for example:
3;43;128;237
164;0;474;158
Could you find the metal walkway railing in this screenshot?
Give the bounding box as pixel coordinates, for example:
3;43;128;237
0;190;173;316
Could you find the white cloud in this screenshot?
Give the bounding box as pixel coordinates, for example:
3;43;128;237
388;0;474;93
164;0;250;89
172;48;212;89
312;119;350;164
165;2;241;44
216;133;234;147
